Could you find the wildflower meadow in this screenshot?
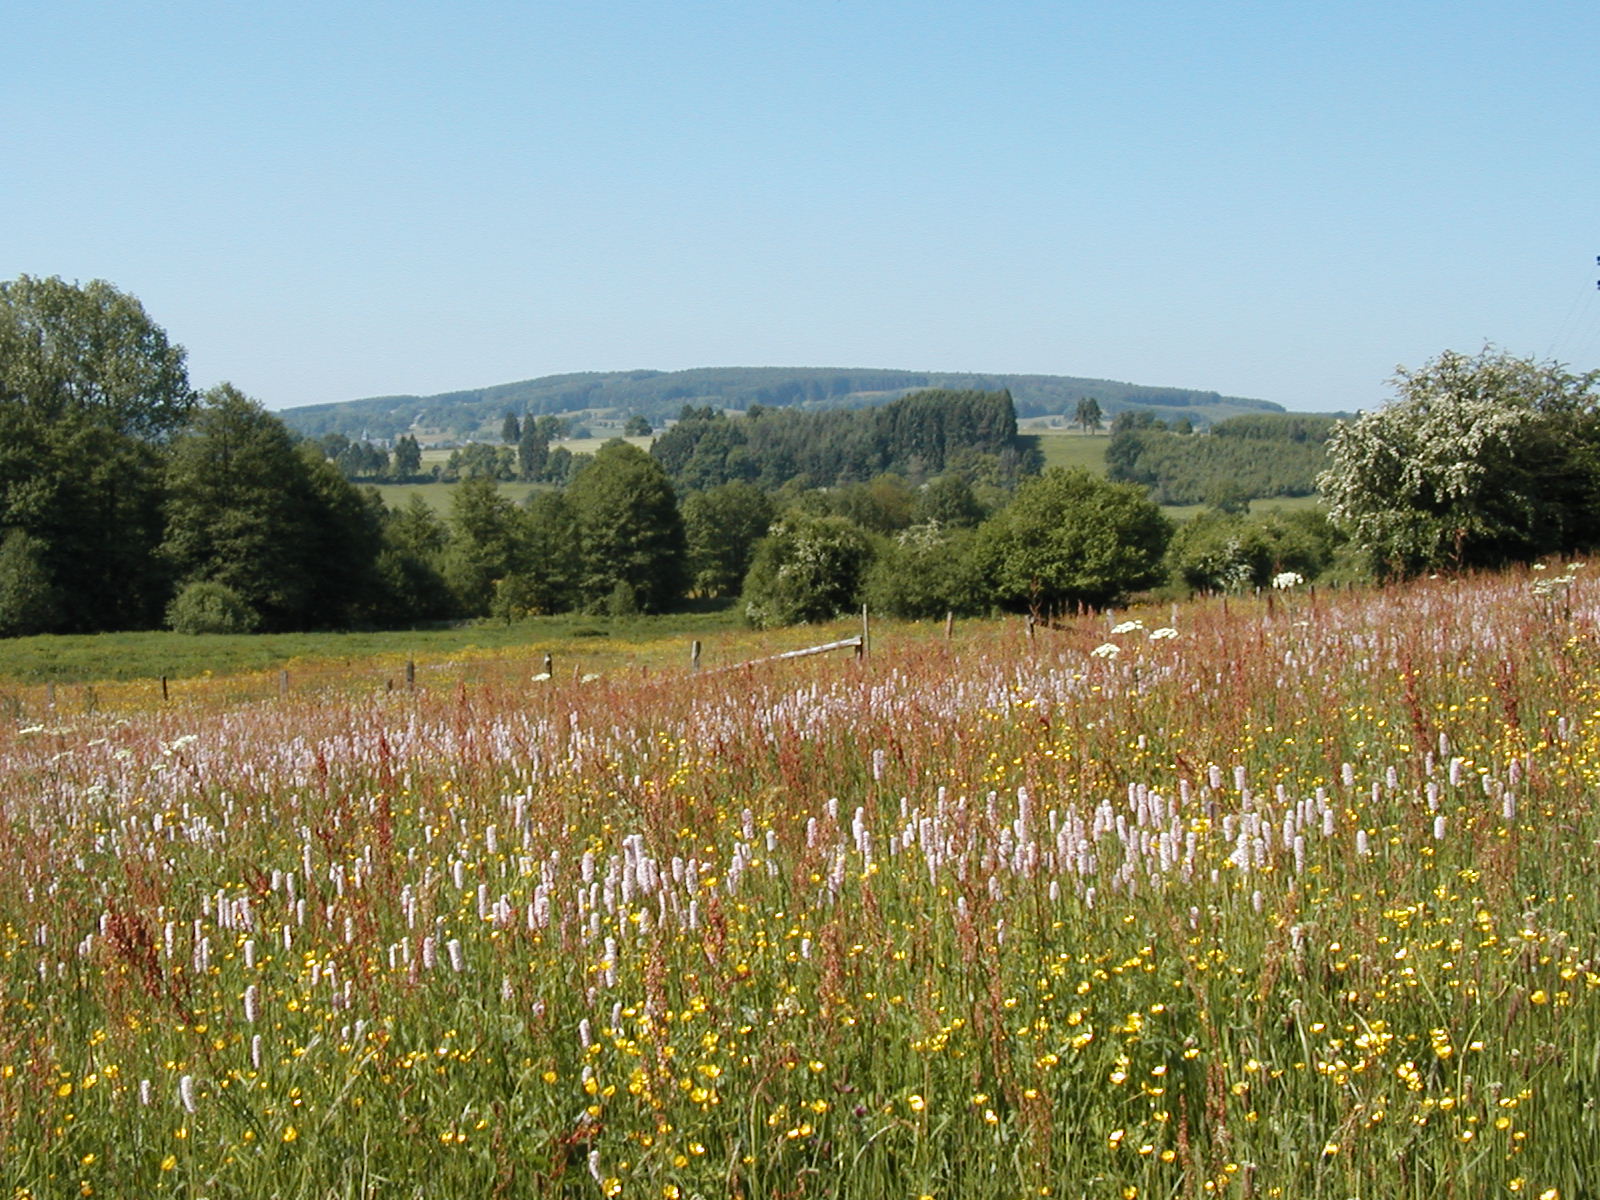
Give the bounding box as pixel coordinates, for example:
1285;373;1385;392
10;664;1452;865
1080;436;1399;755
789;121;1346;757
4;565;1600;1198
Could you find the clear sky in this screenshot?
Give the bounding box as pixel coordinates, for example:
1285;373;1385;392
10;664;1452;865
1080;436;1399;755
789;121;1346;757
8;0;1598;414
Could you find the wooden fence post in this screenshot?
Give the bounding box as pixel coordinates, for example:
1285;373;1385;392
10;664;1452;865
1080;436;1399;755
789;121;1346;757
161;676;169;702
690;640;702;672
405;659;416;691
944;611;954;640
279;669;289;698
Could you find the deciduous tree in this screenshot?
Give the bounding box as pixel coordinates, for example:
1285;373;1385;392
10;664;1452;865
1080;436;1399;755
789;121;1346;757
0;276;196;631
741;513;873;628
976;468;1170;612
1318;348;1600;576
682;481;773;598
162;384;381;630
565;440;686;613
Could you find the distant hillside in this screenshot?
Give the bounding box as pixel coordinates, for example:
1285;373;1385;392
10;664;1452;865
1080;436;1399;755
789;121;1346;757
1106;411;1338;506
276;366;1284;442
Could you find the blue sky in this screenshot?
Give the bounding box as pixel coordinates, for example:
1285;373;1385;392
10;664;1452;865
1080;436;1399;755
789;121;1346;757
7;0;1598;413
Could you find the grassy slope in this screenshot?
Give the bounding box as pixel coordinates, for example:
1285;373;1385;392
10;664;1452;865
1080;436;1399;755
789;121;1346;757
369;437;653;511
1027;429;1111;475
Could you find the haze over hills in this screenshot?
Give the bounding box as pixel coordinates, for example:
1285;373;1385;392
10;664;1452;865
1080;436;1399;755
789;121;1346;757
276;366;1289;442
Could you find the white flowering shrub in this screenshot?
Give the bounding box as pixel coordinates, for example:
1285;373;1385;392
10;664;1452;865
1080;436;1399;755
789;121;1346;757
1319;348;1600;577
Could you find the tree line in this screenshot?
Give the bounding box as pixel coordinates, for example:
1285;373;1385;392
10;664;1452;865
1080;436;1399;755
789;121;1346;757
649;389;1041;491
7;276;1592;640
0;278;1169;636
277;365;1284;443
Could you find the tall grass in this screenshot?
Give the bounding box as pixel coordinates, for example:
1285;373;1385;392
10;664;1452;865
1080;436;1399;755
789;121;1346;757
2;565;1598;1196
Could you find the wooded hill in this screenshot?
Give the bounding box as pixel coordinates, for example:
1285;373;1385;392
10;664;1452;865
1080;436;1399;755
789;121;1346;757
652;389;1037;490
277;366;1286;441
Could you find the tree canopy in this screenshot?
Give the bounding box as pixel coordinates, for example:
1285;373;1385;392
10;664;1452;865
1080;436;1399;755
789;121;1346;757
741;513;873;629
0;276;197;632
1106;411;1334;505
1318;348;1600;577
651;389;1034;491
162;384;384;630
0;275;194;439
566;440;687;613
977;468;1171;613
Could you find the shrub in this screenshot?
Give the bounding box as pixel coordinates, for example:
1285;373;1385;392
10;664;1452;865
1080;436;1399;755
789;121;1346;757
864;524;989;619
165;580;260;635
741;513;874;628
975;468;1171;612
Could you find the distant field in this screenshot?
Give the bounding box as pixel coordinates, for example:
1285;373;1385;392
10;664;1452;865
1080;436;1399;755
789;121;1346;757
1022;431;1325;518
383;437;655;510
1161;492;1325;521
1026;429;1110;474
382;433;1320;520
0;607;762;689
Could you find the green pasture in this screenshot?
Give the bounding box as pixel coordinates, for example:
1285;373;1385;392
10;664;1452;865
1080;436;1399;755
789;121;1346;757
0;607;754;686
1025;429;1110;474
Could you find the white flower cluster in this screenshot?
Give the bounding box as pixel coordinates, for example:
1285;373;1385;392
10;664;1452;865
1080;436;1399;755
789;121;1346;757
1090;621;1179;660
1531;561;1583;598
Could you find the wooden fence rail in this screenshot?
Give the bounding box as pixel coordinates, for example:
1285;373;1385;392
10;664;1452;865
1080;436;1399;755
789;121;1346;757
699;636;864;675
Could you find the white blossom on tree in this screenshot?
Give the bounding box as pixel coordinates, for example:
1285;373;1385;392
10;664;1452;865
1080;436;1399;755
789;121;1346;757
1318;348;1600;576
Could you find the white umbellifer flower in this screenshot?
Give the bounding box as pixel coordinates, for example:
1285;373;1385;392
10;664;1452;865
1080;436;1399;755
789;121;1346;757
1149;627;1178;640
1272;571;1305;590
1111;619;1144;634
1090;642;1121;658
